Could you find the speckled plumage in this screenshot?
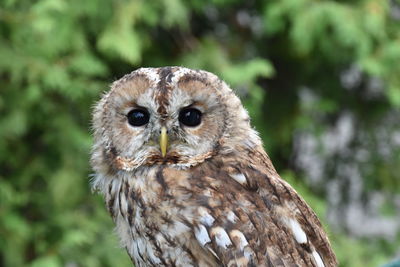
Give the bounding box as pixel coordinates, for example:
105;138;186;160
90;67;338;267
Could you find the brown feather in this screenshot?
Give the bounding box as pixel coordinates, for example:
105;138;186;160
90;67;338;267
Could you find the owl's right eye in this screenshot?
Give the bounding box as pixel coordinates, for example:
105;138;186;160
127;109;150;126
179;108;202;127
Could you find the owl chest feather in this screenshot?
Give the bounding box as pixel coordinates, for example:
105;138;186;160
96;154;338;267
106;166;215;267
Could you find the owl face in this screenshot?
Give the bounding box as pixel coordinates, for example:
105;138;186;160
92;67;254;172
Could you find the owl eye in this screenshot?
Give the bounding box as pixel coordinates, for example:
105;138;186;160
127;109;150;126
179;108;202;127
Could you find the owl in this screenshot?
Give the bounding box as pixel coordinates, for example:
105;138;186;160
90;67;337;267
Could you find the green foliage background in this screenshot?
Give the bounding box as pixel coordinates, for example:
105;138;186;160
1;0;399;266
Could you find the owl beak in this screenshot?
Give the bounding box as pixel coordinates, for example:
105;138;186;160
159;127;168;157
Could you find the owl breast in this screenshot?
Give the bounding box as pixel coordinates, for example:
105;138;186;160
98;154;334;267
104;165;221;267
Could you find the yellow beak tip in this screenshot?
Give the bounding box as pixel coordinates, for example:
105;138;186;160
160;127;168;157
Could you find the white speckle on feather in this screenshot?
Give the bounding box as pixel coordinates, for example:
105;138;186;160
194;225;211;246
243;246;255;262
312;250;325;267
211;227;232;249
198;207;215;226
173;221;190;235
119;193;128;215
284;217;308;244
229;230;248;250
229;173;247;185
226;210;237;223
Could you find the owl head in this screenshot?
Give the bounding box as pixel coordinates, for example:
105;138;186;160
91;67;261;173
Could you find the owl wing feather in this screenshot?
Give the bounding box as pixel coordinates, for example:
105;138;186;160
189;151;337;267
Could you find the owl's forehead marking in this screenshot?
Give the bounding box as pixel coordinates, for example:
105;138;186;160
155;67;174;116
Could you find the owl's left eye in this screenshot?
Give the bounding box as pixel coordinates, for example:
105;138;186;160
127;109;150;126
179;108;202;127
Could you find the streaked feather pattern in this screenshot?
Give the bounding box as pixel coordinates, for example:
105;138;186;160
91;67;337;266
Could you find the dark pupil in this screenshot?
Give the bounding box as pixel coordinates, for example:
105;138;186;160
127;109;149;126
179;108;202;127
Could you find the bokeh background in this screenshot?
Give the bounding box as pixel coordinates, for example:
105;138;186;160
1;0;400;266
